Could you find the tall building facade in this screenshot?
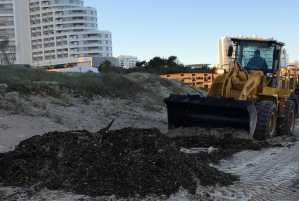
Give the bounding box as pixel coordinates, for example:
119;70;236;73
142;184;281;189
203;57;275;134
0;0;113;67
0;0;17;64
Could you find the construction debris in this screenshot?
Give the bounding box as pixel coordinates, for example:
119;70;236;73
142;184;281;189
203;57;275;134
0;128;237;198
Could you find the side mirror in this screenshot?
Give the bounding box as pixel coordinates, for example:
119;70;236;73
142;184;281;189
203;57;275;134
227;45;233;57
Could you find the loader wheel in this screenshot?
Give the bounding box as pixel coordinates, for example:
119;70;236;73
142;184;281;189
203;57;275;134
290;95;299;117
277;100;296;136
254;101;277;140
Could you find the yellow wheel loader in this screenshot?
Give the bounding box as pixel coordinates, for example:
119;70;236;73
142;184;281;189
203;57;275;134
165;36;298;140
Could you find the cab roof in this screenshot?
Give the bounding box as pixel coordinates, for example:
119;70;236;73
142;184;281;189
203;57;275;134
230;37;285;46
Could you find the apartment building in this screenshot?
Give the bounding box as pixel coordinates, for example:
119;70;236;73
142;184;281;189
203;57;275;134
0;0;113;67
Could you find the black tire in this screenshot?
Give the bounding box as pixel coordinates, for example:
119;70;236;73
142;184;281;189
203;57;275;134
253;101;278;140
292;95;299;117
277;100;296;136
289;94;299;117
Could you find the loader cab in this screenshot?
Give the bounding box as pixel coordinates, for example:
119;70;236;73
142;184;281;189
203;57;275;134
230;38;284;74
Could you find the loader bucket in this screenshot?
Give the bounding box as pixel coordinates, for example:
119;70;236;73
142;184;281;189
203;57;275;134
164;95;257;137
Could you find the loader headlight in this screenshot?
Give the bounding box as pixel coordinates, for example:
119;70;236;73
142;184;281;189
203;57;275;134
215;68;225;75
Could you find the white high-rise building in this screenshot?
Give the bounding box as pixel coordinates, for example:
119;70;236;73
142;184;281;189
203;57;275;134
0;0;113;67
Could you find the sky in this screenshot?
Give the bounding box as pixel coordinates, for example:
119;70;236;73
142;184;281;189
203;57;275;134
85;0;299;65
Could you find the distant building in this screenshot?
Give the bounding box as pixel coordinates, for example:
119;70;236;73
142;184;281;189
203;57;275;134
117;55;138;69
0;0;113;67
160;69;218;89
289;61;299;67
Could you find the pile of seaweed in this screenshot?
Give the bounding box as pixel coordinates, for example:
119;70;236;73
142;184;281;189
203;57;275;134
0;128;237;198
